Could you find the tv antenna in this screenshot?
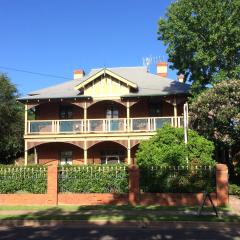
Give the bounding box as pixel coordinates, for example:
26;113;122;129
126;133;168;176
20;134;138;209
142;55;165;72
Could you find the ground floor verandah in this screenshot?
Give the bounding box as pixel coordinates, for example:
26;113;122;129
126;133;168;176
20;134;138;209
25;140;140;165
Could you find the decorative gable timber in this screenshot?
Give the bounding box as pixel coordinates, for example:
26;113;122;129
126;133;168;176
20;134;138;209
74;68;138;91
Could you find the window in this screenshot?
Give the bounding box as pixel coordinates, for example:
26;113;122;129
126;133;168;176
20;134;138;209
106;106;119;131
149;102;162;117
60;151;73;165
100;150;125;164
106;106;119;119
59;105;73;119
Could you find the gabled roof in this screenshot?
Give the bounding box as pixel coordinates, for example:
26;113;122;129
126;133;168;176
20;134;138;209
18;66;190;102
74;68;138;90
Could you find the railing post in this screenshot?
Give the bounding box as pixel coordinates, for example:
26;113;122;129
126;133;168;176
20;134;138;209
47;165;58;206
51;120;55;133
129;165;140;205
216;164;228;206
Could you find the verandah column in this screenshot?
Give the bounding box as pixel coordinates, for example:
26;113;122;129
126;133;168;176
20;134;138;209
126;101;130;132
127;138;131;164
24;140;28;166
24;104;28;165
84;140;88;164
173;97;178;127
84;101;87;133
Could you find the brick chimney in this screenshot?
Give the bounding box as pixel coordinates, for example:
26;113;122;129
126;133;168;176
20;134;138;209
157;62;168;77
177;74;184;83
74;69;85;79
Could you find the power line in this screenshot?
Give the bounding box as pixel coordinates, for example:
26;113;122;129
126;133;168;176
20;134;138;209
0;65;185;91
0;66;70;80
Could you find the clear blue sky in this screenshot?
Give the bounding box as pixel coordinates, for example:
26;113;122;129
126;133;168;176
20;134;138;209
0;0;175;95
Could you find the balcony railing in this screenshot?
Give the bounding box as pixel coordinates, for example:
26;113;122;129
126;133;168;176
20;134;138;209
27;117;183;134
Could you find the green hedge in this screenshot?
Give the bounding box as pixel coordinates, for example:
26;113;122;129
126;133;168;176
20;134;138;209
0;165;47;194
140;165;216;193
229;184;240;197
58;164;128;193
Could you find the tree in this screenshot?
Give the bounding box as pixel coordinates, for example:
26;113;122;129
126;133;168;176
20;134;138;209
190;79;240;178
0;74;24;164
158;0;240;94
136;125;215;168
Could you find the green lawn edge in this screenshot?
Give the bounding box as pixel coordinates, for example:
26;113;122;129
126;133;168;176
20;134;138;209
0;204;230;212
0;214;239;223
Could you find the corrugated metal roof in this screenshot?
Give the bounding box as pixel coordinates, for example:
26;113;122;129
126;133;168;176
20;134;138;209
18;66;190;101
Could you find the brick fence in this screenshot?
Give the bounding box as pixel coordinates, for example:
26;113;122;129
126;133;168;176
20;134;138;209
0;164;228;206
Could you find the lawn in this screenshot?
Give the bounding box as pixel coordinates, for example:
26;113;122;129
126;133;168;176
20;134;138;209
0;205;239;223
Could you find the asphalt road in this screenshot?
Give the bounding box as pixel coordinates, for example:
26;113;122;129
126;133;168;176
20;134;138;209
0;223;240;240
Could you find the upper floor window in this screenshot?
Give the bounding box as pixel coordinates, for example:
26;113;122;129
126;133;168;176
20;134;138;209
149;102;162;117
106;106;119;119
60;105;73;119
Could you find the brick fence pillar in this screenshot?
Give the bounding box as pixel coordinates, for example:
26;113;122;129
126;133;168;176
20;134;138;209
216;164;228;206
129;165;140;205
47;164;58;205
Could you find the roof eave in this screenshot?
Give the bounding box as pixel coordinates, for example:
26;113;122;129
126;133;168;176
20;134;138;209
17;95;92;103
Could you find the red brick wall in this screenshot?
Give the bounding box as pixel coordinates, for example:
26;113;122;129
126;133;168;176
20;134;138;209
87;141;127;164
130;99;174;118
34;98;182;120
36;103;83;120
0;164;229;206
37;142;84;165
87;101;126;119
139;193;218;206
58;193;129;205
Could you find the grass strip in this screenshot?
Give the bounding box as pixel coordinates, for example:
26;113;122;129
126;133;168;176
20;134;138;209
0;214;239;223
0;205;229;212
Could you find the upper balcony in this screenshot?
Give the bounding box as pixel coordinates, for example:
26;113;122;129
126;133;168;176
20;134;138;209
26;116;183;135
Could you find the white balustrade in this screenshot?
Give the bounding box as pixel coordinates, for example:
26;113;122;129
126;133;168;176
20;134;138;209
27;116;183;134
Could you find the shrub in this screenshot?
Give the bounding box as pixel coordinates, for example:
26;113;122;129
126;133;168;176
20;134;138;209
136;125;216;192
58;164;128;193
229;184;240;197
0;165;47;193
136;125;215;168
140;166;216;193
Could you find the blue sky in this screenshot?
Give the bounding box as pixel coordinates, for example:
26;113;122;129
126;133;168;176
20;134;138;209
0;0;175;95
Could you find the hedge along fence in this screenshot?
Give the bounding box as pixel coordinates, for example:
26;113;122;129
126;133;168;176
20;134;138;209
0;165;47;194
58;164;129;193
140;165;216;193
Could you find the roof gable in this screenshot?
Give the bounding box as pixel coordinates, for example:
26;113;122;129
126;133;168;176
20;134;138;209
74;68;138;90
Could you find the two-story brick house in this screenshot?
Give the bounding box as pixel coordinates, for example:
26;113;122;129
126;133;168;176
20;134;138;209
19;63;189;165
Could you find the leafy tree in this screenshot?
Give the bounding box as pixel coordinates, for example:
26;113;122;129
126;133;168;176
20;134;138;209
190;79;240;178
158;0;240;94
0;74;24;164
136;125;215;168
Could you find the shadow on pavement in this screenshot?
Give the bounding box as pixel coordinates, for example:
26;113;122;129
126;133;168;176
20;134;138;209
0;205;240;240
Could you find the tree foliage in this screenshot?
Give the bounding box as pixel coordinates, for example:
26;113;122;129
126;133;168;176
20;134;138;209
158;0;240;94
136;125;215;168
0;74;24;163
190;80;240;148
190;80;240;179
